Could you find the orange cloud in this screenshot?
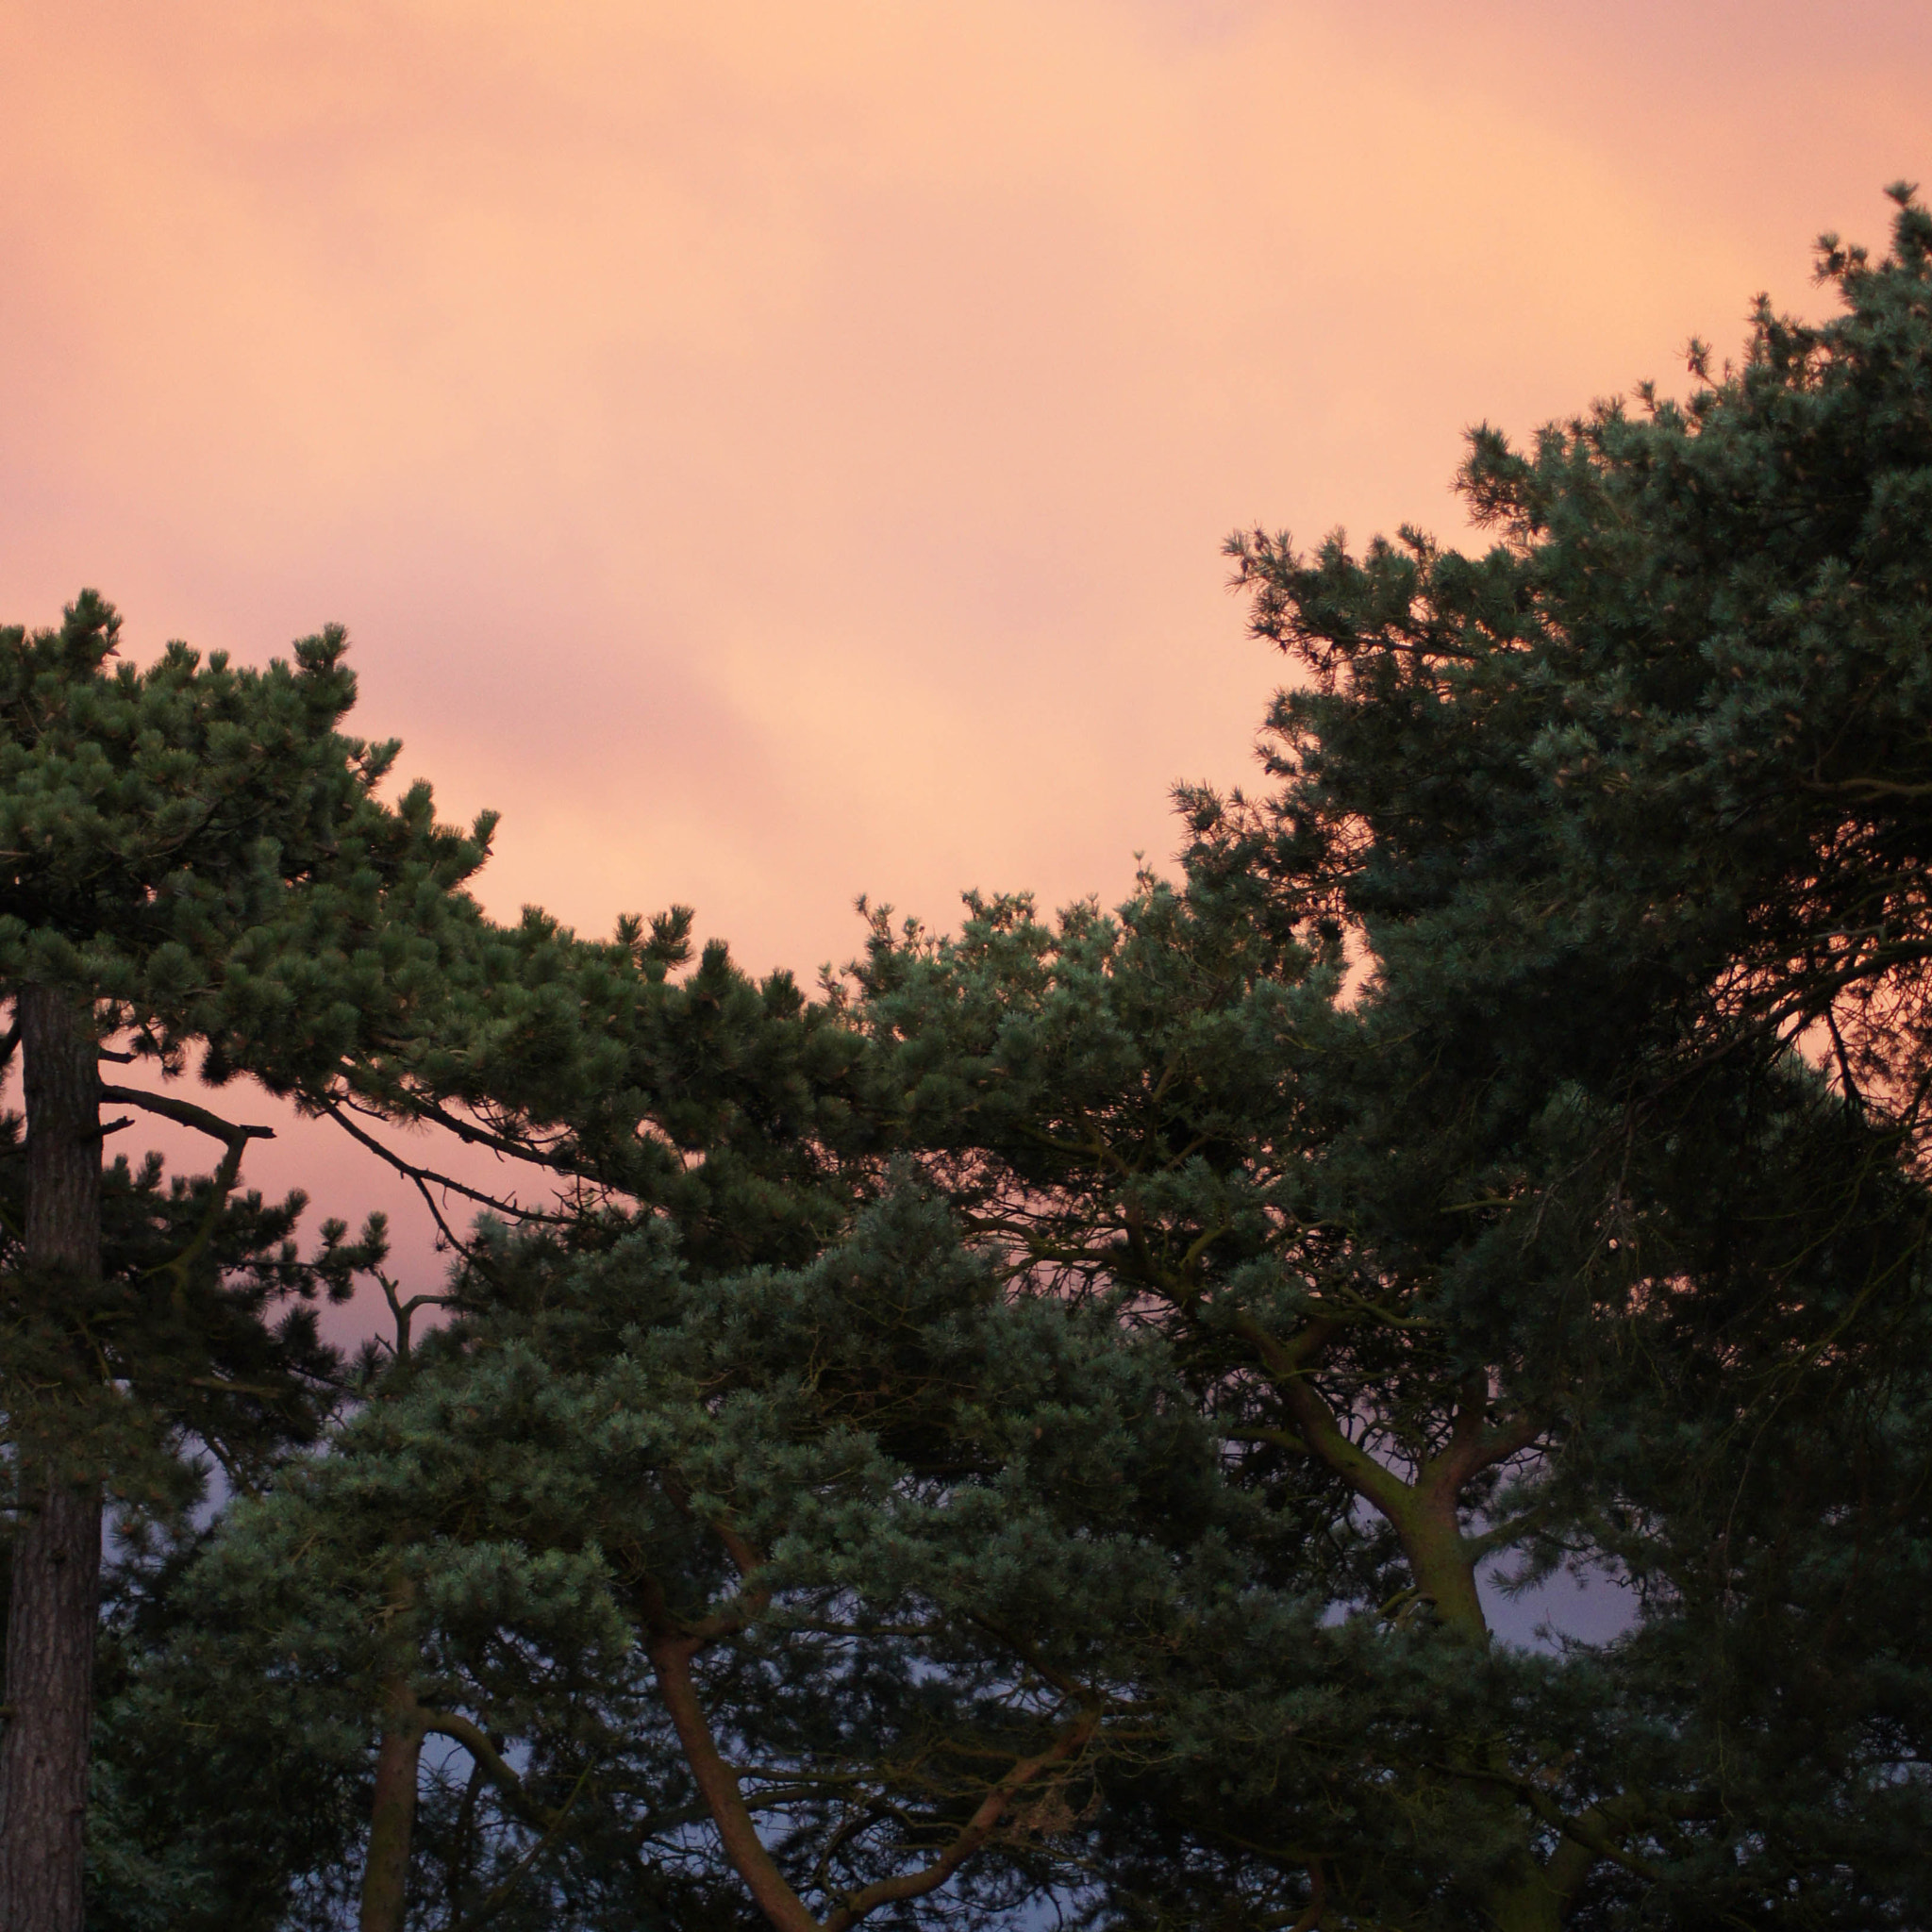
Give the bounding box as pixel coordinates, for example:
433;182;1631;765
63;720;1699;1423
2;0;1924;1310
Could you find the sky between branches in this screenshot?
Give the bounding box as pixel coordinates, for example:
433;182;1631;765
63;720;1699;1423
1;0;1926;1346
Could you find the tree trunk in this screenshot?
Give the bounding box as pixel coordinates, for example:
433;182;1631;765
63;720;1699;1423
0;988;104;1932
359;1676;427;1932
1399;1493;1491;1643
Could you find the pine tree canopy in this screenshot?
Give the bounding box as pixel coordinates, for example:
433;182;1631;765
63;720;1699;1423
1;589;863;1230
1224;182;1932;1172
0;592;868;1930
102;1179;1227;1932
840;190;1932;1929
14;191;1932;1932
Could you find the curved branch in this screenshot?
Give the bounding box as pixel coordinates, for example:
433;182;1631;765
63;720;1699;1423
340;1085;589;1178
101;1084;274;1300
317;1101;572;1235
647;1635;823;1932
421;1708;575;1835
98;1083;274;1149
444;1761;594;1932
822;1708;1100;1932
652;1610;1103;1932
1241;1320;1413;1524
1419;1390;1543;1504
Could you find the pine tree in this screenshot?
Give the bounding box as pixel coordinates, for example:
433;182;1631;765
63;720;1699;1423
847;189;1932;1927
1224;182;1932;1205
34;1166;384;1932
0;595;479;1929
33;179;1932;1932
0;595;854;1929
106;1176;1228;1932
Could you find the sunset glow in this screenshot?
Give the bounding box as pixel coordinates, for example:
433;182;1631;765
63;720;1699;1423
4;0;1926;1293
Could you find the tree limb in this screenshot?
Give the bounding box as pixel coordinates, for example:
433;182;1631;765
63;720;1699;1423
647;1634;824;1932
421;1708;575;1836
1418;1375;1542;1503
316;1100;571;1241
444;1760;594;1932
100;1085;274;1303
98;1083;274;1149
822;1707;1100;1932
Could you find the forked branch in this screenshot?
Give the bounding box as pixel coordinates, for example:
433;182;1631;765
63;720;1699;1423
100;1082;275;1300
647;1631;1099;1932
317;1100;573;1254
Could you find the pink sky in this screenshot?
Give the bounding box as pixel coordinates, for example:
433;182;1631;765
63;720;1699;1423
3;0;1927;1309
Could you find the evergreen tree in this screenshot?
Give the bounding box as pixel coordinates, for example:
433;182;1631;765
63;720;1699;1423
1224;181;1932;1208
0;595;869;1929
0;593;483;1931
34;181;1932;1932
107;1178;1228;1932
848;188;1932;1926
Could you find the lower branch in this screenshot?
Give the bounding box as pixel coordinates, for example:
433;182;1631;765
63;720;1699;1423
101;1082;275;1300
446;1763;593;1932
318;1100;571;1253
422;1708;578;1836
822;1707;1099;1932
648;1635;823;1932
649;1630;1099;1932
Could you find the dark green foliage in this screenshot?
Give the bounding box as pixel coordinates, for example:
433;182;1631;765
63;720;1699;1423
1224;182;1932;1168
840;192;1932;1928
0;588;867;1260
0;588;871;1928
0;590;489;1520
59;192;1932;1932
96;1180;1230;1929
0;591;492;1088
0;1131;373;1510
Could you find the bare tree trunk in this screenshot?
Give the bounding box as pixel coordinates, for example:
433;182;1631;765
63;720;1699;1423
359;1676;427;1932
0;987;103;1932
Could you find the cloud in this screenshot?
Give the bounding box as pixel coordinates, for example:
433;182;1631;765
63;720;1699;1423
1;0;1923;1298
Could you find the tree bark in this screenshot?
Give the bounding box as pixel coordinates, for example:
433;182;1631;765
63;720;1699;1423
0;987;104;1932
359;1676;427;1932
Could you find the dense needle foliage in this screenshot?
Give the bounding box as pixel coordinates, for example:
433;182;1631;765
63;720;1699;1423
10;190;1932;1932
847;187;1932;1928
99;1181;1225;1932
